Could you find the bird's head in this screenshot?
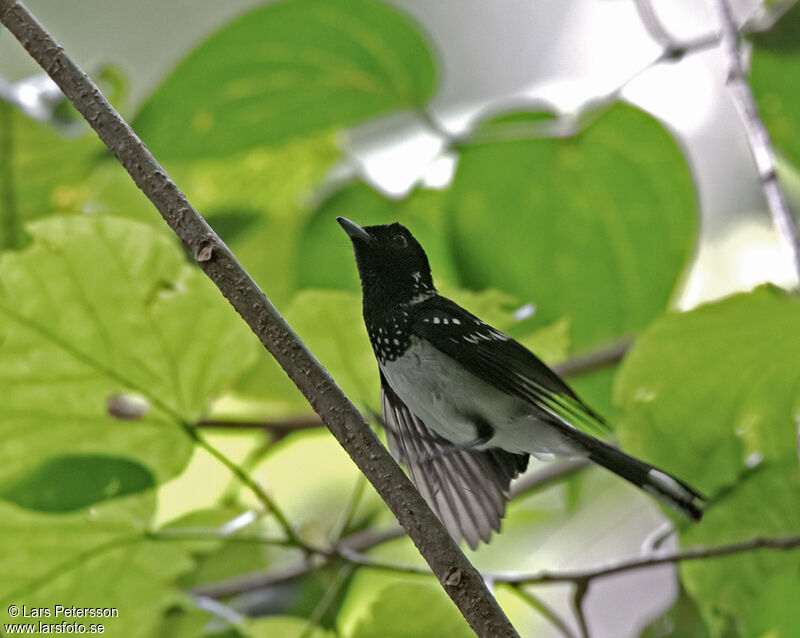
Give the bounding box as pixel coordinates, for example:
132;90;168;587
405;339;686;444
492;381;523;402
338;217;435;307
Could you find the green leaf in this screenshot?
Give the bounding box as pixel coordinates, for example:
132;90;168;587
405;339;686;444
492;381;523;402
176;135;340;307
0;105;102;249
751;2;800;167
750;570;800;638
641;584;711;638
348;581;472;638
296;182;456;293
244;616;335;638
614;286;800;636
450;103;698;350
680;465;800;638
0;216;257;486
84;134;339;309
286;289;378;407
0;454;155;513
153;602;214;638
0;495;194;638
615;286;800;489
134;0;436;160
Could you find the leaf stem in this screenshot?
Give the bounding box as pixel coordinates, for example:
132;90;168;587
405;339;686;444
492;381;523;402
498;534;800;585
182;424;308;551
505;583;578;638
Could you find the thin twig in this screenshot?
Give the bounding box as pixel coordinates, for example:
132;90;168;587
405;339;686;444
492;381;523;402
497;534;800;585
633;0;686;59
712;0;800;284
552;337;632;379
505;582;578;638
300;563;356;638
417;0;790;154
0;3;518;635
219;433;276;506
330;475;368;545
198;414;323;432
193;558;325;599
191;532;800;599
571;580;590;638
183;425;308;551
324;534;800;592
149;528;295;548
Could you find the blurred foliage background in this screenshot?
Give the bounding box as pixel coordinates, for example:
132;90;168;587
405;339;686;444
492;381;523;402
1;0;799;636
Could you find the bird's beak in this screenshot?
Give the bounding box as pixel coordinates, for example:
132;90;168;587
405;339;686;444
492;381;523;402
337;217;373;244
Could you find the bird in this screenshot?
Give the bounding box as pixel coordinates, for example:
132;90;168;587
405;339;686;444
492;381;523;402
337;216;704;549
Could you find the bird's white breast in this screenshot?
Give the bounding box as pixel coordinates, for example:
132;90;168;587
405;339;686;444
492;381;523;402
380;338;519;446
380;337;583;457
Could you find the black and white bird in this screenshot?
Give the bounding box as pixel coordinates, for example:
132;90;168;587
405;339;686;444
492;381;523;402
338;217;704;549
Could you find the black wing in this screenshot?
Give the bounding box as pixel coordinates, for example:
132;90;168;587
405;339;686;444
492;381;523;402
381;375;528;549
412;295;611;439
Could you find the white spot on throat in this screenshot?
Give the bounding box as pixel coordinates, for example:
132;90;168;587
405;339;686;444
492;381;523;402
409;290;435;304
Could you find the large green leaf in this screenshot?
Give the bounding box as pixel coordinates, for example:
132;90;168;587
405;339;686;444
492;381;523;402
347;581;472;638
286;289;377;407
641;584;710;638
0;104;101;249
0;454;155;513
0;494;194;638
680;465;800;637
614;286;800;488
449;103;698;350
244;616;334;638
0;216;256;487
614;286;800;636
751;2;800;167
134;0;436;160
175;135;340;306
84;133;339;308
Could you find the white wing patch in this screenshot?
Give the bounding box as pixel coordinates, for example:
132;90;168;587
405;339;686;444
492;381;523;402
463;329;509;344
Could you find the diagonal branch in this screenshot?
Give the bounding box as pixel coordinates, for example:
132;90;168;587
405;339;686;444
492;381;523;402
0;2;518;636
712;0;800;285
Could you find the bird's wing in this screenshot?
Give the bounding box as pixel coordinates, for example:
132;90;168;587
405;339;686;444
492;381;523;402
412;295;612;440
381;375;528;549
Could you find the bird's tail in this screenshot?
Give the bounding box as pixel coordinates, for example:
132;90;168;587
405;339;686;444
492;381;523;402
588;442;705;520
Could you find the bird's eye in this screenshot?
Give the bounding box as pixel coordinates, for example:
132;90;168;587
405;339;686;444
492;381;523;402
394;234;408;247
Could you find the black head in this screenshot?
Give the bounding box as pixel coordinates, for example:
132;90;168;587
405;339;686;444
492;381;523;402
338;217;435;308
